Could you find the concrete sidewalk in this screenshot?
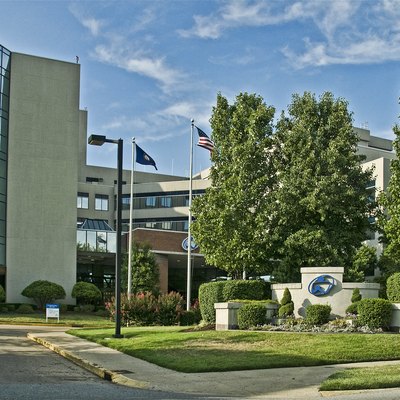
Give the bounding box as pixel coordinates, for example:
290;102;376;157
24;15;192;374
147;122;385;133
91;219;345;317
28;330;400;399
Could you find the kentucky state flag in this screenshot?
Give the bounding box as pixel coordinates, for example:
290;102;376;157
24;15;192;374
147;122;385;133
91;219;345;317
136;144;158;170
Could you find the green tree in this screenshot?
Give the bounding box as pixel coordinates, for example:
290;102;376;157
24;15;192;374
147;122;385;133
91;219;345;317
191;92;276;278
122;242;160;295
345;244;377;282
270;92;373;282
378;119;400;265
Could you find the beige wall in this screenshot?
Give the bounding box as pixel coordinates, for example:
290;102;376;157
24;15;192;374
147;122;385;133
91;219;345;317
6;53;80;303
272;267;380;318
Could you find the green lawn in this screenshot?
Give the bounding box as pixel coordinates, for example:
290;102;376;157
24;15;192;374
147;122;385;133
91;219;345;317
69;326;400;373
0;312;114;327
320;364;400;391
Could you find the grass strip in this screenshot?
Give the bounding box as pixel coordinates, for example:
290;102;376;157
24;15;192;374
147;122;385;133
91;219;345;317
69;326;400;373
320;364;400;391
0;312;114;327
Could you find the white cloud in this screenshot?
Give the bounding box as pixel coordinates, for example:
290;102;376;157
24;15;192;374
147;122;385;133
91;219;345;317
68;4;105;37
92;44;186;93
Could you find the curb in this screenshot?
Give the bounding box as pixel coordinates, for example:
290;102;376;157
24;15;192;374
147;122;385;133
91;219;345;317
27;333;151;390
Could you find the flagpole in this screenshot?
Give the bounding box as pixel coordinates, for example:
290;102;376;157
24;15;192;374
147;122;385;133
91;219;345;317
186;120;194;311
127;137;135;296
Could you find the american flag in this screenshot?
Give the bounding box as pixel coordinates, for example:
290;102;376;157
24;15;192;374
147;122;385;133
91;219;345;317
196;126;214;152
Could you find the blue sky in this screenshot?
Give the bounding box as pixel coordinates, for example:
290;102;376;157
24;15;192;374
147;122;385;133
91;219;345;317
1;0;400;176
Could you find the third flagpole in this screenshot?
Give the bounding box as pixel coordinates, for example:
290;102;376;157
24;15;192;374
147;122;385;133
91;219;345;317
186;120;194;311
127;137;135;296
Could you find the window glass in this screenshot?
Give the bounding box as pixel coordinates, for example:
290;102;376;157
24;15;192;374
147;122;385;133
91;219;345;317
77;193;89;209
160;197;172;208
87;231;96;251
95;195;109;211
145;197;156;207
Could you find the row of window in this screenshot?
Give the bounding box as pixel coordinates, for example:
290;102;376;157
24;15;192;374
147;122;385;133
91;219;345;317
120;193;204;210
77;192;109;211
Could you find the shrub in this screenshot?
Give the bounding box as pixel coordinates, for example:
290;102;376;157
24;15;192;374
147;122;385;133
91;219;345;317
15;304;35;314
0;285;5;303
237;303;266;329
351;288;362;303
199;280;268;324
198;281;225;324
21;280;66;309
222;280;267;302
72;282;102;305
156;292;184;326
357;298;392;329
386;273;400;302
305;304;331;325
345;301;360;315
278;288;294;318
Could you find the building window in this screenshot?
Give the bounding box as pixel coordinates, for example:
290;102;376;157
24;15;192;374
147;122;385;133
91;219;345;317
160;196;172;208
145;196;156;208
95;194;109;211
77;192;89;209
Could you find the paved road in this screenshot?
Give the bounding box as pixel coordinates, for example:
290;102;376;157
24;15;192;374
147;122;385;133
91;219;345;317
0;325;226;400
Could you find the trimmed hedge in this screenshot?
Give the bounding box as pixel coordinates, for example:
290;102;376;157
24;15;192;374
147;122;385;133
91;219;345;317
387;273;400;302
199;280;269;324
305;304;331;325
237;303;266;329
357;298;392;329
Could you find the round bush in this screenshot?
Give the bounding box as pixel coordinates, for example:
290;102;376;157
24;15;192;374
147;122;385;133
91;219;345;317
0;284;5;303
21;280;66;309
72;282;102;305
387;273;400;302
237;303;266;329
305;304;331;325
358;298;392;329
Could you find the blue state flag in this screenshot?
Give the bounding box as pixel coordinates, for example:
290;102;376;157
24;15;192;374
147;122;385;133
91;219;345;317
136;144;158;170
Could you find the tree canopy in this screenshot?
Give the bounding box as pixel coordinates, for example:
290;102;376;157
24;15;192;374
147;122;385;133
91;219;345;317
191;92;276;278
192;91;374;282
378;120;400;265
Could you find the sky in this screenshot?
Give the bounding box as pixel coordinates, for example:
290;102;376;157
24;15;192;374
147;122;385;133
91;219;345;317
1;0;400;177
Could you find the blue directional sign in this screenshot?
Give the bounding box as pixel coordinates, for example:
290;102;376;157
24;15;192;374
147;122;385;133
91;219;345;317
308;275;335;296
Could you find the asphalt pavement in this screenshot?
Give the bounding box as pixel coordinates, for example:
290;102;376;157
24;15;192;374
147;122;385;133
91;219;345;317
25;327;400;399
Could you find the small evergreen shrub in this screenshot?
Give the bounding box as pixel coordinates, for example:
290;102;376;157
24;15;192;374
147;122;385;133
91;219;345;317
351;288;362;303
15;304;35;314
237;303;266;329
278;288;294;318
357;298;392;329
345;301;360;315
21;280;66;309
0;285;5;303
305;304;331;325
387;273;400;302
72;282;102;305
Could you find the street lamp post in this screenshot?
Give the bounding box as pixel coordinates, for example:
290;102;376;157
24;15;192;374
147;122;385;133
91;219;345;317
88;134;124;338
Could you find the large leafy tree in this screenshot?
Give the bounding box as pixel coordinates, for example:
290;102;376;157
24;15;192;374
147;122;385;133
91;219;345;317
378;120;400;265
269;92;373;282
191;92;276;278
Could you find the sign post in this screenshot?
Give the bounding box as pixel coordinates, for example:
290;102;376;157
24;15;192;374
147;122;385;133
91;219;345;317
46;304;60;323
